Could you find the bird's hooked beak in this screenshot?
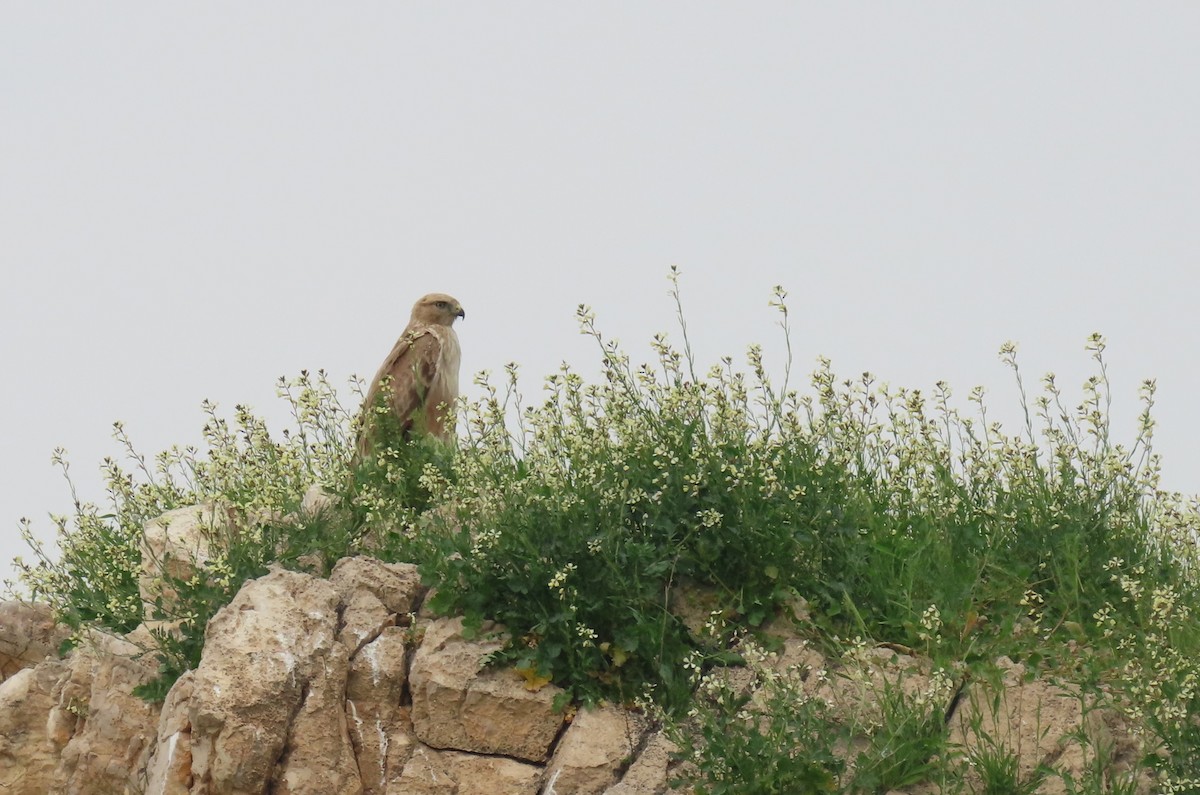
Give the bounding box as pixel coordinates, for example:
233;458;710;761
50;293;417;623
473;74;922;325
456;307;466;320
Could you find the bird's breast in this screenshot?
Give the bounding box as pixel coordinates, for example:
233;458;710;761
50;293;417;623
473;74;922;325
434;327;461;399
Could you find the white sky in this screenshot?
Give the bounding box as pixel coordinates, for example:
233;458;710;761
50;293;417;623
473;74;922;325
3;5;1198;593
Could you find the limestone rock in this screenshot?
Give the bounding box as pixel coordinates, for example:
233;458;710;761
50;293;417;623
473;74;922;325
188;568;359;795
0;633;161;795
666;578;722;640
330;556;424;655
330;557;425;616
301;484;336;515
545;705;647;795
771;636;828;680
398;745;541;795
0;601;71;682
816;645;935;728
273;640;361;795
345;627;415;795
139;504;219;611
51;641;161;794
949;658;1146;794
143;671;196;795
0;563;1159;795
338;590;395;655
0;661;70;794
604;732;678;795
408;617;565;762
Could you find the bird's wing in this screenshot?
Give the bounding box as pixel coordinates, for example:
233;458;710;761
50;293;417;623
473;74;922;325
363;326;444;436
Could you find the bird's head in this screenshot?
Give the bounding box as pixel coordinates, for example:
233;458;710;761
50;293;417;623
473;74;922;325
411;293;466;326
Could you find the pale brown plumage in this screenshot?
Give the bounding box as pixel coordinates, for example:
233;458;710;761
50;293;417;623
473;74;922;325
358;293;465;453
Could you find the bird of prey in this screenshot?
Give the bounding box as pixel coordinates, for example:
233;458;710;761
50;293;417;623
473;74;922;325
357;293;465;454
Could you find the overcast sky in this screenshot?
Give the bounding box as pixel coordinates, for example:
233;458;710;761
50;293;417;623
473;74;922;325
3;4;1198;593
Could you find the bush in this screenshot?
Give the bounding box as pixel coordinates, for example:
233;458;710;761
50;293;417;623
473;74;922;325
14;274;1200;786
18;371;363;693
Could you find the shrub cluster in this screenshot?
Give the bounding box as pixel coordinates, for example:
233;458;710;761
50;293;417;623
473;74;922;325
13;274;1200;789
17;371;359;690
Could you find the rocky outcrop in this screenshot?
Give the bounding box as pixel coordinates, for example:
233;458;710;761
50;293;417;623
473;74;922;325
0;630;159;795
409;616;565;762
187;569;355;794
0;517;1154;795
345;627;413;794
949;657;1150;795
545;704;648;794
53;635;161;794
143;671;194;795
399;747;542;795
0;554;682;795
0;661;69;793
603;733;677;795
0;601;71;682
139;504;219;611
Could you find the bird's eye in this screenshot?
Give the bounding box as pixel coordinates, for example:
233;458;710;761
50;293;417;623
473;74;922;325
435;301;448;309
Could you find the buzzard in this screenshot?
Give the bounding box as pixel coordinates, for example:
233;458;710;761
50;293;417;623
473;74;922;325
357;292;464;453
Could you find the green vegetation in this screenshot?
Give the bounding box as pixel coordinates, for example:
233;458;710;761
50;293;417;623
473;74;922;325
14;271;1200;791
